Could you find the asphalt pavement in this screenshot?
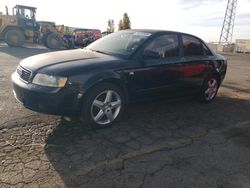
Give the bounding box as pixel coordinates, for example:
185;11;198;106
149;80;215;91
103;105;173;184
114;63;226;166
0;43;250;188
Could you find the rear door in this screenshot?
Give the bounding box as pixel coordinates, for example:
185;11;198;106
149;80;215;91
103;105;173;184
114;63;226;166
178;35;213;92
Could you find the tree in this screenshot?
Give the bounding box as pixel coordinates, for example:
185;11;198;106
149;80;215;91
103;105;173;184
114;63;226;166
107;19;115;33
118;19;123;31
64;26;71;35
122;13;131;30
118;13;131;30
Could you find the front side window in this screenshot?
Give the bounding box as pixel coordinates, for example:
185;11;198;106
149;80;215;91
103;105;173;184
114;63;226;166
143;34;179;59
18;8;32;19
182;35;203;56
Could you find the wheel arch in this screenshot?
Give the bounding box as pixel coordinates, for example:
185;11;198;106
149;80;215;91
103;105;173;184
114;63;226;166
203;70;222;86
2;26;24;36
214;72;222;86
81;71;129;105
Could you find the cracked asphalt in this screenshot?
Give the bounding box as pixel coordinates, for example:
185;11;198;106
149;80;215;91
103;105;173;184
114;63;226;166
0;42;250;188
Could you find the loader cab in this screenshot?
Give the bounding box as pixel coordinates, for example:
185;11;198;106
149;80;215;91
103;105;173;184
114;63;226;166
13;5;39;31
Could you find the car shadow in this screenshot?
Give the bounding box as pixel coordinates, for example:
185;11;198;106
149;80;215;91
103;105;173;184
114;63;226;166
0;43;52;59
222;84;250;94
44;95;250;187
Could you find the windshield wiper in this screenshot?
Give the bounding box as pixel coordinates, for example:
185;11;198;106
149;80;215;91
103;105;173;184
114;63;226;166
86;48;109;55
93;50;110;55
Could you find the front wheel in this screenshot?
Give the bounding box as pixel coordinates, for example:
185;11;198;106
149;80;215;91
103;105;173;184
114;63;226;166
200;77;219;102
82;83;125;129
45;33;63;49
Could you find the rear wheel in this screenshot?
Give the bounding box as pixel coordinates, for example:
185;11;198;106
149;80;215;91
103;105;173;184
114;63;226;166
4;29;24;47
45;33;63;49
200;76;219;102
82;83;125;129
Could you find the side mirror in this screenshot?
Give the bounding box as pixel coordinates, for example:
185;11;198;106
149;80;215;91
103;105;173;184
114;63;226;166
142;50;160;59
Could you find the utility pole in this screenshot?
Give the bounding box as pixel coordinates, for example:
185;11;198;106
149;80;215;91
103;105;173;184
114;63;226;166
219;0;237;44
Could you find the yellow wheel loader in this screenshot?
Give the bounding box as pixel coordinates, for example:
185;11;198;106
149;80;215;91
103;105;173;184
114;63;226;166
0;5;63;49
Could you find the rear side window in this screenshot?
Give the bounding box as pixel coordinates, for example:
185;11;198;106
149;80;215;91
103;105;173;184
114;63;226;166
182;35;203;56
144;34;179;59
203;43;213;56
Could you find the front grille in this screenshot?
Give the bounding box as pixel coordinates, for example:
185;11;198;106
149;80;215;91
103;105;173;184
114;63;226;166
17;65;32;82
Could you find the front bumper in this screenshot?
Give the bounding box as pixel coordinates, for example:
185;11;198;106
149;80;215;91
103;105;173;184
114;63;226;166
12;72;82;116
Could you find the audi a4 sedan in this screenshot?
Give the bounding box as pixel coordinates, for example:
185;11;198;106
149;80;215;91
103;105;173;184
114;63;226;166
12;29;227;128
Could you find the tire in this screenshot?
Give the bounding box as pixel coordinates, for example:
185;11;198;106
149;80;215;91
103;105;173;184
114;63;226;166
45;33;63;49
81;83;125;129
4;29;24;47
42;33;50;48
200;76;219;102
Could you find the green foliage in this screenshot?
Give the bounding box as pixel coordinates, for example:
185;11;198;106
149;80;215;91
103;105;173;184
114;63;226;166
118;19;123;31
107;19;115;33
118;13;131;31
64;26;71;35
122;13;131;30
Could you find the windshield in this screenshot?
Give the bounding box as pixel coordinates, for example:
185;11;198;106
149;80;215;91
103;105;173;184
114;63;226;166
86;30;151;57
17;8;35;19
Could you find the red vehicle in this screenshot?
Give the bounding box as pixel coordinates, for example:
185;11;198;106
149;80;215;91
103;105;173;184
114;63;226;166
73;29;101;46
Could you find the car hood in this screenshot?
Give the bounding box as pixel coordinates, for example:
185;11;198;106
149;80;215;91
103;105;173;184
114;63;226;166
19;49;122;75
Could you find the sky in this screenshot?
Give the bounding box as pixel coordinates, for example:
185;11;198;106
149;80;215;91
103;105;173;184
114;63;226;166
1;0;250;42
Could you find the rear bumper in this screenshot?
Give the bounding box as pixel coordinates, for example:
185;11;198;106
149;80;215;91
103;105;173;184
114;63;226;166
12;72;82;117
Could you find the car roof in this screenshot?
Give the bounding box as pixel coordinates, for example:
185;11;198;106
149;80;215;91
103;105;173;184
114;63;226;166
127;29;215;57
128;29;201;39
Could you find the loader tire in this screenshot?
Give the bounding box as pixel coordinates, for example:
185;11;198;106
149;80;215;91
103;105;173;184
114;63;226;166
4;29;25;47
45;33;63;49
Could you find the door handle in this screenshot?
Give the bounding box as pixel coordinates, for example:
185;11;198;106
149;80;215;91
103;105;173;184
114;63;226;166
129;72;135;76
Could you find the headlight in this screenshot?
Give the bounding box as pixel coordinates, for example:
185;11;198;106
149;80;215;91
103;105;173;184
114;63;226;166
32;73;67;87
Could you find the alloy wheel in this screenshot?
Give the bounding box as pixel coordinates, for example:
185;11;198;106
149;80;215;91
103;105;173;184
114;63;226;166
204;78;218;101
91;90;121;125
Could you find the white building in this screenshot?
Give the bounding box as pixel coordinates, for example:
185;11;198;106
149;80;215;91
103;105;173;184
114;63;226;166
235;39;250;53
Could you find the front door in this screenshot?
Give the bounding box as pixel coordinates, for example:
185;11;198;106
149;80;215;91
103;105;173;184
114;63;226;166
124;34;183;99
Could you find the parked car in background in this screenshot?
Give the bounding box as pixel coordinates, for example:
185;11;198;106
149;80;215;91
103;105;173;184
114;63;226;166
101;31;112;37
12;29;227;128
73;29;101;47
